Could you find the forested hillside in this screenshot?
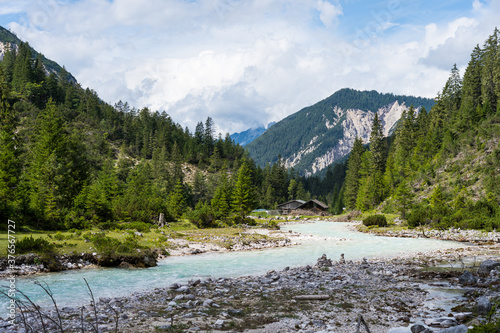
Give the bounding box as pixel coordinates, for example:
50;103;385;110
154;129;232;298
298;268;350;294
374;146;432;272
246;88;434;176
342;28;500;230
0;30;319;231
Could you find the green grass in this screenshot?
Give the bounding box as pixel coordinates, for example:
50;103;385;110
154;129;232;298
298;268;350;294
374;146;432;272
0;220;288;257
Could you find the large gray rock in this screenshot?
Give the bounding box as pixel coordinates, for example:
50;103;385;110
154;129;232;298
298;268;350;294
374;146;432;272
411;324;432;333
477;296;492;315
458;271;477;285
478;260;500;276
438;324;468;332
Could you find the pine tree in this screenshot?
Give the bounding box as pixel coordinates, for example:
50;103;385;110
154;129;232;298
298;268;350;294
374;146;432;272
460;45;483;125
441;64;462;116
369;113;386;174
204;117;215;157
358;113;388;209
0;69;20;221
288;179;298;200
192;169;207;205
11;42;34;94
231;160;255;219
170;142;184;184
481;28;499;112
394;105;416;179
25;99;65;226
211;171;232;219
394;180;413;219
168;179;187;219
344;137;364;210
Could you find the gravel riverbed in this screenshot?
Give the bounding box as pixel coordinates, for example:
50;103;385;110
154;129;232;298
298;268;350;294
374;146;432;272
1;220;499;332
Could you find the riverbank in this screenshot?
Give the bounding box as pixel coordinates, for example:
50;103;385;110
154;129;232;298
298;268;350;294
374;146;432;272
0;225;326;277
352;221;500;244
2;218;499;277
2;246;498;332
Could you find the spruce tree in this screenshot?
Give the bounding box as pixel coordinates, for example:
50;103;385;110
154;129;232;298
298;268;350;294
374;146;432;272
231;160;255;219
0;69;20;222
25;99;65;226
481;28;499;112
369;113;386;174
460;45;483;125
344;136;364;210
168;179;187;219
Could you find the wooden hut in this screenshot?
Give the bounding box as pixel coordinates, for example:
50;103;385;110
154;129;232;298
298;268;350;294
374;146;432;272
276;200;306;214
277;199;329;215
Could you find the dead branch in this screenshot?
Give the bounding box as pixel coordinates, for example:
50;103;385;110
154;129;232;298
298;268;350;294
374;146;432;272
355;315;371;333
84;278;99;333
34;280;64;332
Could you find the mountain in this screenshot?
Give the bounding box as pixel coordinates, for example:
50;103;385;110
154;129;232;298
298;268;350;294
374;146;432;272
245;88;434;176
230;122;276;146
0;26;76;82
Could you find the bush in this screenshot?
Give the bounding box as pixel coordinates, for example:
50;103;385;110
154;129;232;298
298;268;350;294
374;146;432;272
362;215;387;227
127;222;152;233
187;202;215;228
16;236;56;254
90;233;122;255
90;233;141;255
97;220;118;230
407;205;431;228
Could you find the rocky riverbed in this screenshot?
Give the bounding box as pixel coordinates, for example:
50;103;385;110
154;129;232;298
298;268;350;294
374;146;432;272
355;222;500;244
1;245;499;333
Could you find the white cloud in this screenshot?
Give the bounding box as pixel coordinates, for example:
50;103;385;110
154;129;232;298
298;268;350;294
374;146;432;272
3;0;500;134
316;0;342;27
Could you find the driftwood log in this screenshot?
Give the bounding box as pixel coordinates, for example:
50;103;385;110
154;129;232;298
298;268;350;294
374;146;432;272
293;295;330;300
355;315;371;333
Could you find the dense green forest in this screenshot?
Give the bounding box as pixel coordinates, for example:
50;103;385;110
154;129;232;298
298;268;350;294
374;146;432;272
0;38;322;231
340;28;500;230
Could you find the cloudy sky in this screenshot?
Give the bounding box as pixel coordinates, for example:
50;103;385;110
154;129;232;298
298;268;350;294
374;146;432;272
0;0;499;134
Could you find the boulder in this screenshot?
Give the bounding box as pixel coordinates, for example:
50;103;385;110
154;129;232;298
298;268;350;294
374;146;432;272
477;296;492;315
458;271;477;286
169;283;181;290
411;325;432;333
438;324;468;333
478;260;500;276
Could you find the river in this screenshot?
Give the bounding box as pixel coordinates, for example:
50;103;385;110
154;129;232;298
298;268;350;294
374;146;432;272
2;222;466;314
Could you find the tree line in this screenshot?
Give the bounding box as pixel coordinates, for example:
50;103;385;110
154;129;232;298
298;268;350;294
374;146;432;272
0;41;326;230
340;28;500;230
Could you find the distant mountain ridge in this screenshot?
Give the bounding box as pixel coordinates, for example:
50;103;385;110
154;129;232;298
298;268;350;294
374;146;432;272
0;26;76;82
230;122;276;146
245;88;434;176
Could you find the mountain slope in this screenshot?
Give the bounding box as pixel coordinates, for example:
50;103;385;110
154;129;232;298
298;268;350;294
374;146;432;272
230;122;275;146
245;88;434;176
0;26;76;82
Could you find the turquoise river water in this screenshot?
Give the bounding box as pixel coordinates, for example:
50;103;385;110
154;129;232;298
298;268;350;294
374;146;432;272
1;222;467;314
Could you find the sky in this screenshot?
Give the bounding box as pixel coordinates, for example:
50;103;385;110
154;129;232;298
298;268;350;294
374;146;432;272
0;0;499;135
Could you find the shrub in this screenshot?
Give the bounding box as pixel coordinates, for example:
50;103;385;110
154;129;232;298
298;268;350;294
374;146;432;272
187;202;215;228
97;220;118;230
407;205;431;228
90;233;122;255
127;222;152;233
16;236;56;254
90;233;142;255
362;215;387;227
